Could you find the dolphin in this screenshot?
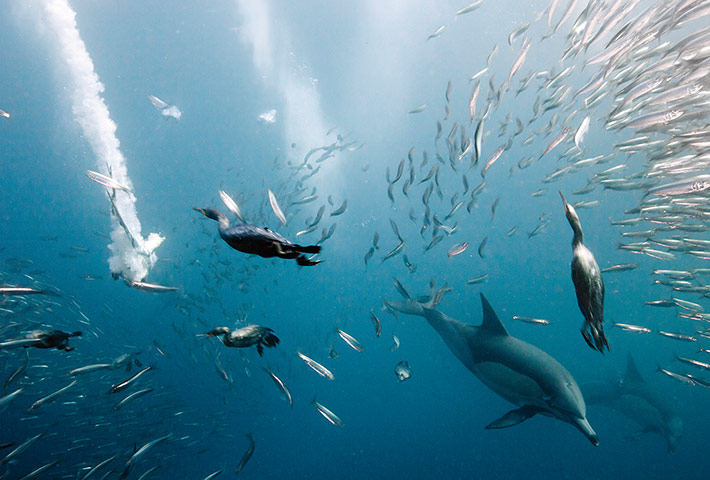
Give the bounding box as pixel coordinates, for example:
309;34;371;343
386;288;599;446
583;353;683;452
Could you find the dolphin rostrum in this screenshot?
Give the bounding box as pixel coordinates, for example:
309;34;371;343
583;353;683;452
386;285;599;446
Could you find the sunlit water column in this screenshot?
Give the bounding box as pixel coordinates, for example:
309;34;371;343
41;0;164;283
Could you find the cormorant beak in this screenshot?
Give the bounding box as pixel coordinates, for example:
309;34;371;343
193;207;206;216
558;191;568;209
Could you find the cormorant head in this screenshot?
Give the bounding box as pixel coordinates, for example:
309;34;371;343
204;327;230;337
193;207;223;222
559;191;583;244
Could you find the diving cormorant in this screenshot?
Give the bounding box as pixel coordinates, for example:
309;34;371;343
194;207;321;266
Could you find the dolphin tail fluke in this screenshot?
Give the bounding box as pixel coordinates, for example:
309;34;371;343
384;299;426;317
485;405;542;429
385;285;449;317
384;278;451;317
429;286;449;309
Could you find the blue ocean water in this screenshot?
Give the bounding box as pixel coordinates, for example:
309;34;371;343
1;1;708;478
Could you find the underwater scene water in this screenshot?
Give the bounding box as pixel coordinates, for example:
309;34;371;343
2;0;710;478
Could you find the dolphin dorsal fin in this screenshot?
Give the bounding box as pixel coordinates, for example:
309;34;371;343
479;294;509;336
624;353;645;384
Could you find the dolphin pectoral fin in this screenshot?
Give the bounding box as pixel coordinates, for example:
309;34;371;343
485;405;543;429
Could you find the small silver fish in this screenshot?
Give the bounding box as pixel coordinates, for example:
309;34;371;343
69;363;113;376
129;281;178;293
390;334;400;352
657;366;696;386
675;356;710;371
29;380;77;410
658;331;697;342
337;328;364;352
427;25;447;40
447;242;469;258
456;0;483;15
574;116;590;150
382;241;405;262
467;273;489;285
644;299;675;307
113;388;153;410
648;175;710;196
478;235;488;258
235;433;255;475
394;361;412;382
297;352;335;381
370;310;382;337
364;247;375;265
512;316;550;325
219;190;245;222
0;287;46;296
0;388;22;411
540;128;570;158
601;264;638;273
330;200;348;216
393;277;410;299
110;366;152;394
613;323;651;334
312;399;344;427
264;368;293;406
85;170;131;192
268;189;287;225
